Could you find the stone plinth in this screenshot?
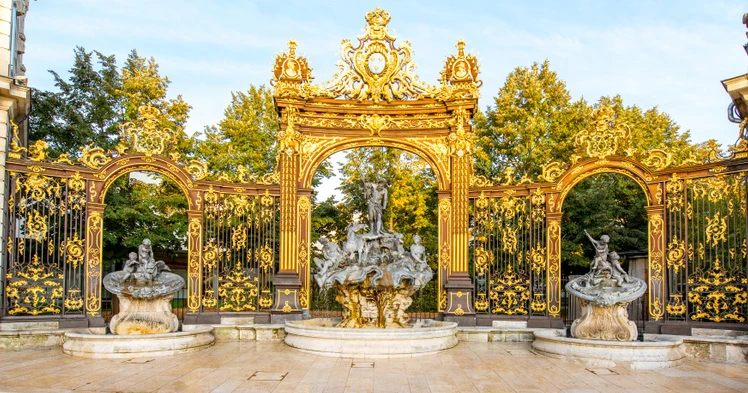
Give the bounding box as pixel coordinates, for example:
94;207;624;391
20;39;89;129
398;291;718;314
532;329;685;369
109;293;179;335
62;327;214;358
284;319;457;358
571;300;637;341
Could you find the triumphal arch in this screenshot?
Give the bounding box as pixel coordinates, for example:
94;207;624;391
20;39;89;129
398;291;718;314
269;8;481;320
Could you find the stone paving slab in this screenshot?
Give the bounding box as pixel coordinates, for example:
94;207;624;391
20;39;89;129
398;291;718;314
0;341;746;393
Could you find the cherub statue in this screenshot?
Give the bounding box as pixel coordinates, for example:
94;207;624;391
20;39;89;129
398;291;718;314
608;251;632;286
585;230;610;275
121;252;140;282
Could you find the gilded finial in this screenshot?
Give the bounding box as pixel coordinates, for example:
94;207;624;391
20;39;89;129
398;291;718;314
288;39;297;57
365;8;391;27
456;39;466;56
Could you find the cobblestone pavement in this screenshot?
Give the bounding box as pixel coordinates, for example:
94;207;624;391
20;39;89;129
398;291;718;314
1;341;746;393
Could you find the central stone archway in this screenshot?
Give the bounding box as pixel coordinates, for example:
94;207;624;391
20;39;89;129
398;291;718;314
269;8;482;322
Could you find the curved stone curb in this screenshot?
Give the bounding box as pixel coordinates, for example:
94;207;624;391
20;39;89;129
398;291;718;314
62;326;214;358
284;320;458;358
532;329;685;369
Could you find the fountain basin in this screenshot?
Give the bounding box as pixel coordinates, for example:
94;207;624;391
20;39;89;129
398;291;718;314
62;326;214;358
532;329;685;369
284;319;458;358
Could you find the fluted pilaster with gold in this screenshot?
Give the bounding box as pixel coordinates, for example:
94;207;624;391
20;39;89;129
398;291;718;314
546;211;562;318
647;205;666;321
444;108;474;317
297;192;312;310
437;193;452;312
84;202;105;321
187;211;203;313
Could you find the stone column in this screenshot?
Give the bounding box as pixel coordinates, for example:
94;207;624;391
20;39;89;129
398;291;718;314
84;201;106;327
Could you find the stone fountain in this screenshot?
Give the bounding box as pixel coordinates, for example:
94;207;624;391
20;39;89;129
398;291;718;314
532;230;684;369
284;178;457;357
62;239;214;358
103;239;184;334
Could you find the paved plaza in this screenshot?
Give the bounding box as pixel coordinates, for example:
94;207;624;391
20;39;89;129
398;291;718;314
1;341;746;393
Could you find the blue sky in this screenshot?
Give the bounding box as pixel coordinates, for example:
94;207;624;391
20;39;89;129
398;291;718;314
24;0;748;199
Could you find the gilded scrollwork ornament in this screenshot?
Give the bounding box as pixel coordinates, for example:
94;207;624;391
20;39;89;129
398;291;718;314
325;8;429;102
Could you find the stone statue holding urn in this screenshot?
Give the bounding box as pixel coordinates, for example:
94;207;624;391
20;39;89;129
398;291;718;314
565;231;647;341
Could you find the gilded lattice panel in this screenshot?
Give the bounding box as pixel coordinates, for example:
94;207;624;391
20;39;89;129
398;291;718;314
4;172;87;317
470;192;547;316
201;189;279;313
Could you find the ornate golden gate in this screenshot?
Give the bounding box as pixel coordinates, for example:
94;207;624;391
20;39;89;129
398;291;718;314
467;107;748;331
269;8;483;320
1;109;280;327
2;7;746;331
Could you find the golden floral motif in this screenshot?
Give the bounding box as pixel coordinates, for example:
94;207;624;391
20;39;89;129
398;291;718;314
666;295;686;317
540;162;565;183
705;212;728;247
218;262;258;312
78;144;111;169
501;227;518;254
473;246;493;276
120;104;174;157
489;265;530;315
257;242;275;272
641;149;672;171
61;233;85;269
203;239;219;272
6;254;63;316
666;236;686;274
688;259;746;323
186;160;208;180
359;114;392;136
26;211;48;242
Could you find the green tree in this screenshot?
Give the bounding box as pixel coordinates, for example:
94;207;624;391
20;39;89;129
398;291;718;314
473;59;590;181
118;50;192;155
103;174;188;265
561;173;648;271
29;47;122;155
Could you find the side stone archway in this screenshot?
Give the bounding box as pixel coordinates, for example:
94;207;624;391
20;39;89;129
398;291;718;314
269;8;483;322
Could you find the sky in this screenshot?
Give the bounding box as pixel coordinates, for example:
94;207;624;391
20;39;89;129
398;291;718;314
23;0;748;201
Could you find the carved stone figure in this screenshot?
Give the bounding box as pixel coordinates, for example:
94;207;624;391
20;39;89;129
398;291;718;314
102;239;184;335
363;178;388;235
565;231;647;341
312;180;434;328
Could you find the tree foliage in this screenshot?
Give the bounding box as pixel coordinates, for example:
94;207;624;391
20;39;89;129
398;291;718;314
29;47;192;264
561;174;648;272
473;59;714;274
195;86;278;176
103;175;188;265
473;59;590;181
29;47;122;155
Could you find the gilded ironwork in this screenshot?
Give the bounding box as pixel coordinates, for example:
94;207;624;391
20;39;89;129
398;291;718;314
325;8;429;102
218;262;259;312
489;265;530;315
688;259;746;323
5;254;63;315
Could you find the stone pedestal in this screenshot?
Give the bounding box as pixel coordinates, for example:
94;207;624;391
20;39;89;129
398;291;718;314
571;300;637;341
110;293;179;335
